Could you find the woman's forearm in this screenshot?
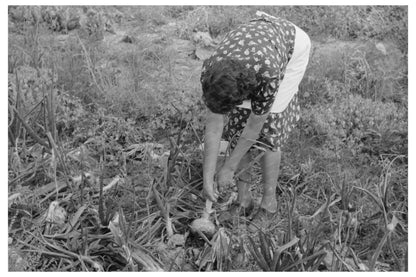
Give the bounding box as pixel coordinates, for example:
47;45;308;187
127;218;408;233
203;111;224;185
225;112;268;171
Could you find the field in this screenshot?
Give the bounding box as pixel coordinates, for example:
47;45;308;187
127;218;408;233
7;6;408;271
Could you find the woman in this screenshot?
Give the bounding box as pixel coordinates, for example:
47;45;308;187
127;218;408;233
201;11;311;227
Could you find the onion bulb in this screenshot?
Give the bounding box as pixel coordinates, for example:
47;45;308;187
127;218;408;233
190;200;216;236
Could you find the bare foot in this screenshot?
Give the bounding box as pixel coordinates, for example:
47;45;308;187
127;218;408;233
259;196;277;213
248;208;277;232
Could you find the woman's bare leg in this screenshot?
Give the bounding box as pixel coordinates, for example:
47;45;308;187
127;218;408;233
236;152;252;207
260;149;281;213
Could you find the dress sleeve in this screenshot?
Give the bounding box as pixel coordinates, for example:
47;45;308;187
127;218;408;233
250;78;279;115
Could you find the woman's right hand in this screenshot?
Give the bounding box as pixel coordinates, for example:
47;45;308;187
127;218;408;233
203;180;218;202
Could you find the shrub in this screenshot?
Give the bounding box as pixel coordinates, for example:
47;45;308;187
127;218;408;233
266;6;407;50
301;84;407;157
120;6;169;28
301;39;407;109
342;41;407;104
173;6;253;40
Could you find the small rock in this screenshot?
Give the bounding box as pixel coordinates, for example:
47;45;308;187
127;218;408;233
358;262;369;271
192;31;214;48
375;42;387;55
66;17;80;31
121;35;135;44
168;234;186;247
190;217;216;237
46;201;67;225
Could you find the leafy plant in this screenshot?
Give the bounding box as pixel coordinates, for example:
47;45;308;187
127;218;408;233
353;155;407;271
301;88;407;157
247;231;327;271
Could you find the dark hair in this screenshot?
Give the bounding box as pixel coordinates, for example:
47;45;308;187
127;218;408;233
201;59;258;114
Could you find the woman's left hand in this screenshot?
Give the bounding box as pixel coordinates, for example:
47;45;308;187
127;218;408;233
217;166;235;194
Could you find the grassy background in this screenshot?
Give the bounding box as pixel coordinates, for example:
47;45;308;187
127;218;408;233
8;6;407;272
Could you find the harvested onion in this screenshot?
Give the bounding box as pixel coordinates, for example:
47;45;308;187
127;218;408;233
190;200;216;237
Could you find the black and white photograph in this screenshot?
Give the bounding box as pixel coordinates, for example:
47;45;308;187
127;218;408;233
6;3;409;272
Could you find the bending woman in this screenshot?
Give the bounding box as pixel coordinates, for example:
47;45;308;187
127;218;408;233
201;11;311;227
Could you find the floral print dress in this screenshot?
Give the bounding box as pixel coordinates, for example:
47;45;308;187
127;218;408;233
201;14;301;152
